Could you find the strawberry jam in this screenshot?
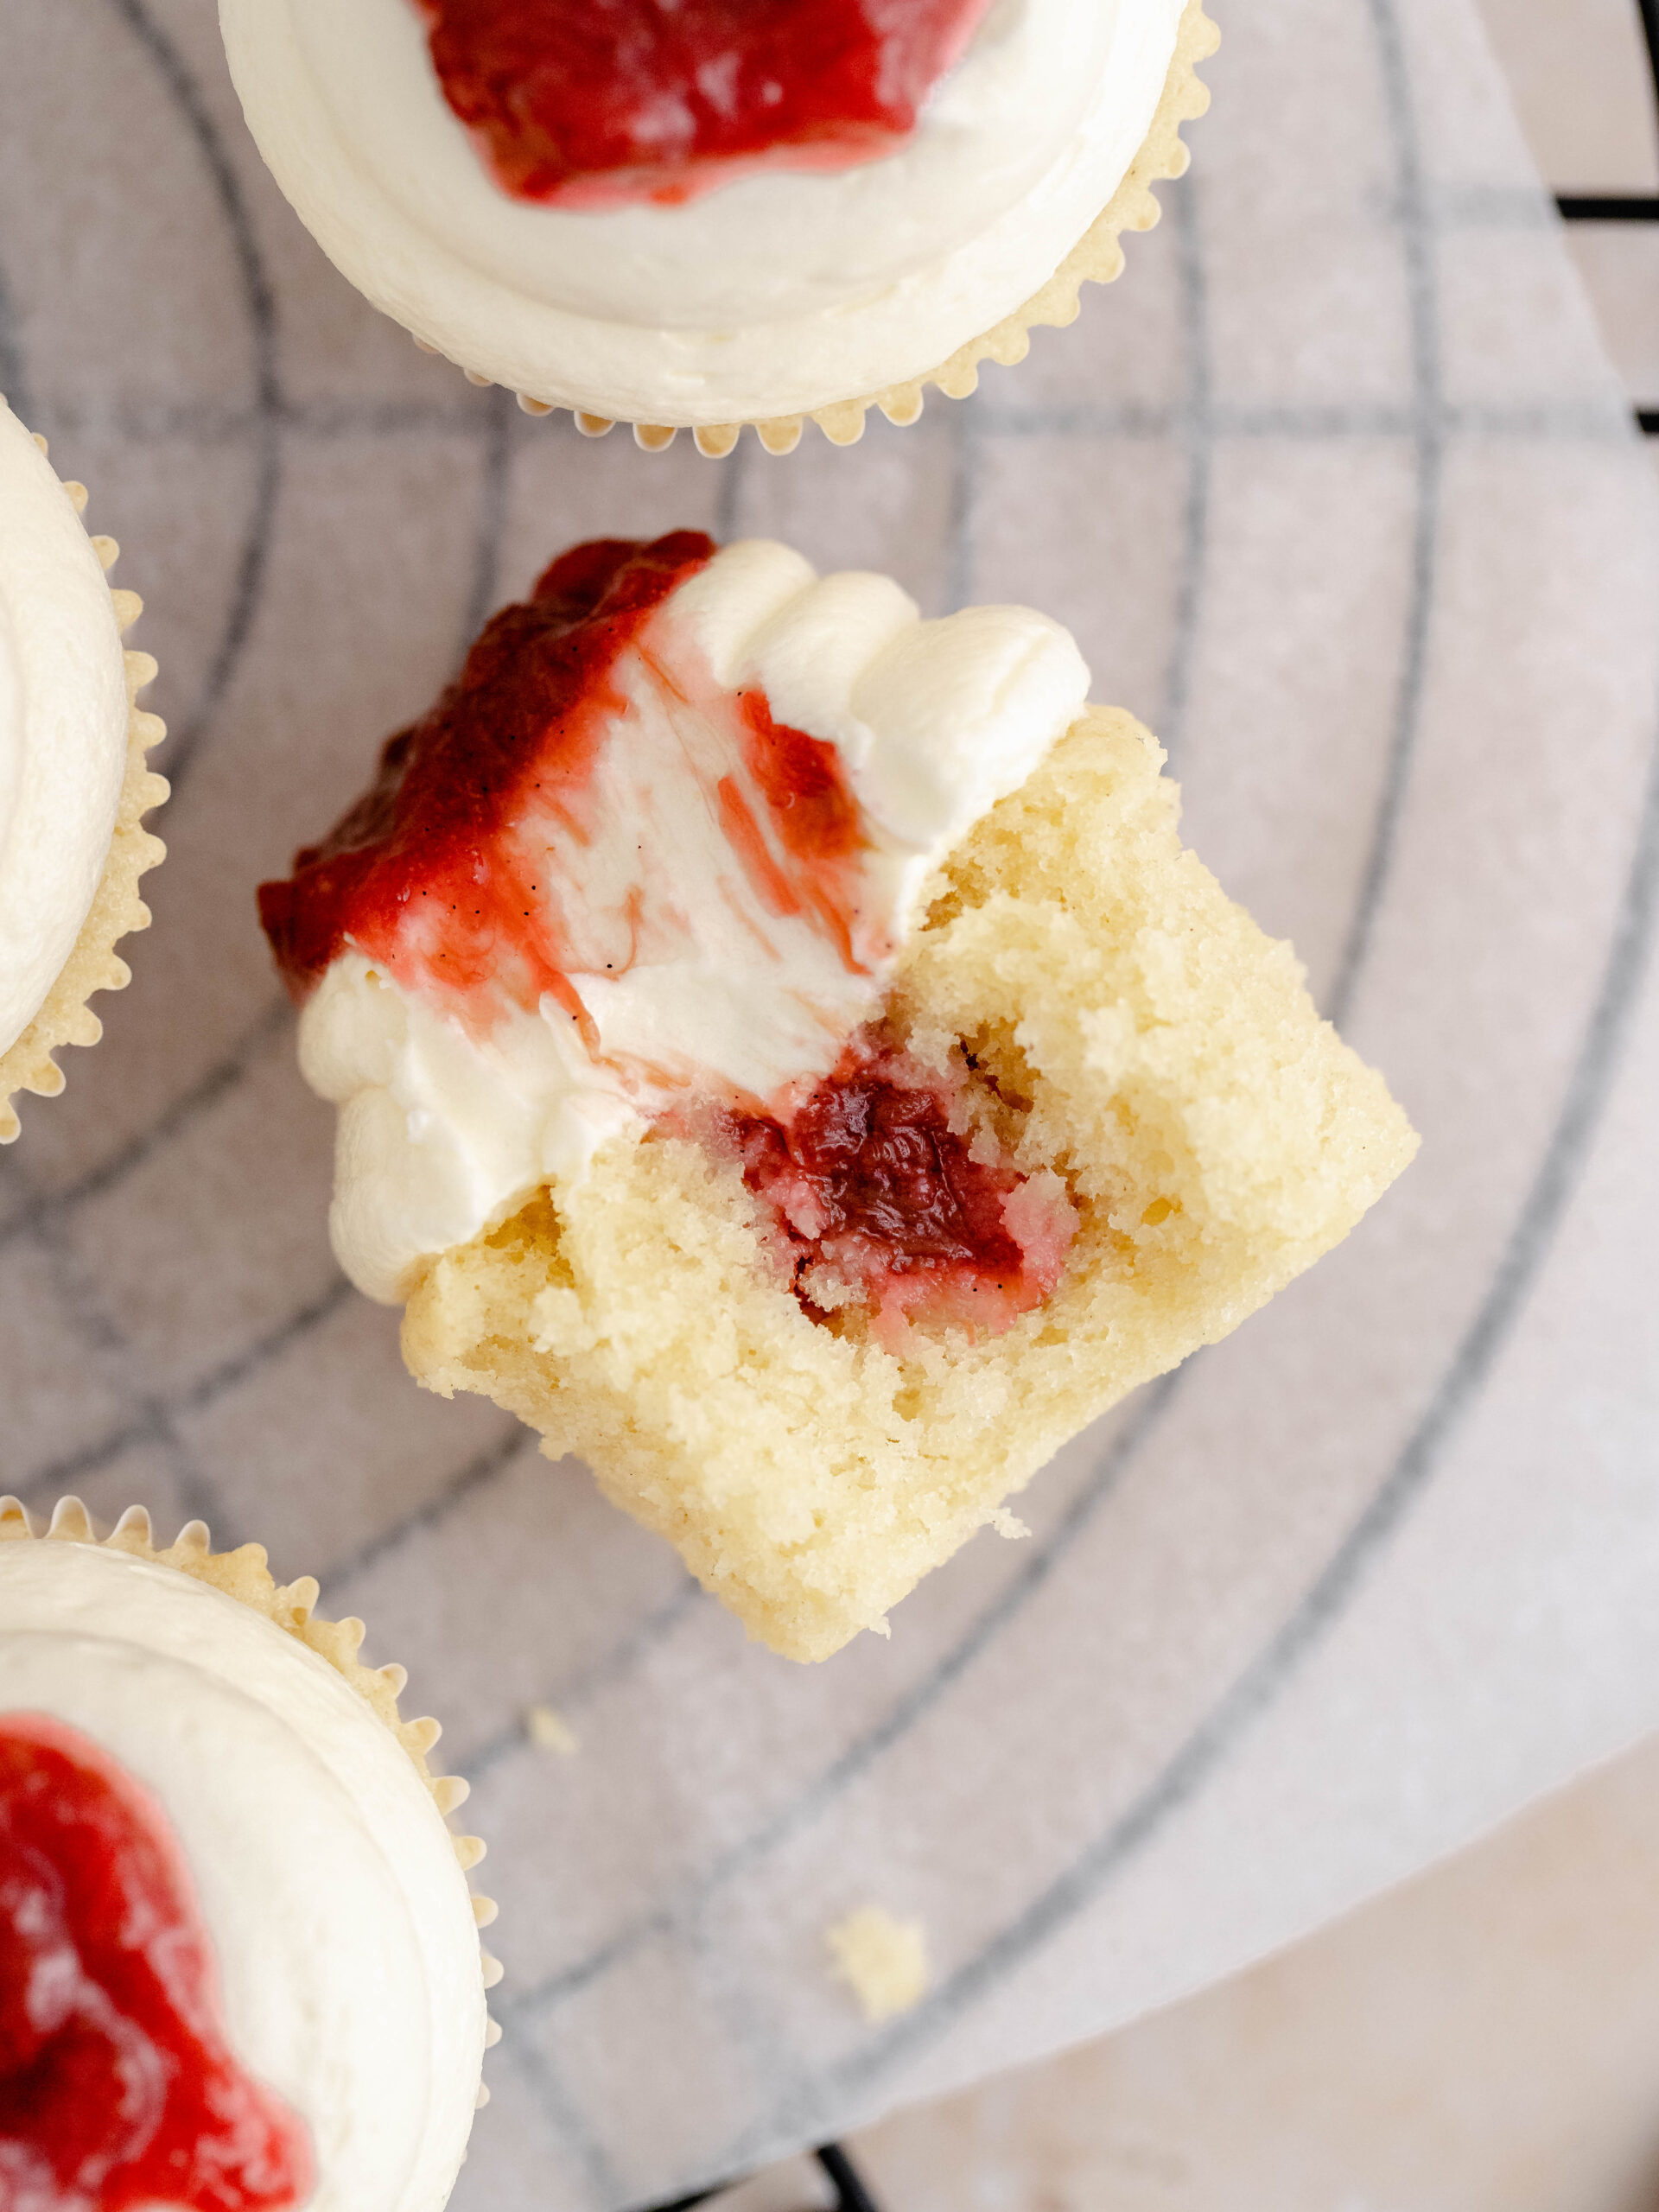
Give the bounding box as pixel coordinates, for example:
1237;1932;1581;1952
260;532;719;1031
411;0;995;208
258;531;880;1046
0;1712;313;2211
722;688;868;972
723;1040;1075;1345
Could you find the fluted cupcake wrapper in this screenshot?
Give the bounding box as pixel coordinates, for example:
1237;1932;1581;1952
0;435;168;1144
428;0;1218;456
0;1493;502;2094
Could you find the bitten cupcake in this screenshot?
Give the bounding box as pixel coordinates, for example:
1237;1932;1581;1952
0;1495;496;2211
258;532;1417;1662
217;0;1217;454
0;399;168;1142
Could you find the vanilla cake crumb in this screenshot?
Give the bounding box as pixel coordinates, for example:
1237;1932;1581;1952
524;1704;581;1755
403;708;1419;1661
828;1907;930;2023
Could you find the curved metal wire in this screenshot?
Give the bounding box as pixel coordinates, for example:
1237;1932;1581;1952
628;2141;886;2212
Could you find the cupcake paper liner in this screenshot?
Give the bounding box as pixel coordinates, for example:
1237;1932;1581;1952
0;439;168;1144
432;0;1218;455
0;1492;503;2089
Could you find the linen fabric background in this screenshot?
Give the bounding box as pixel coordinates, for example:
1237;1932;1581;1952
1;2;1656;2204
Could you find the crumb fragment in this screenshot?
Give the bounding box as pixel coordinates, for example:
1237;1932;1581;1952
827;1906;929;2023
988;1508;1030;1540
524;1703;580;1755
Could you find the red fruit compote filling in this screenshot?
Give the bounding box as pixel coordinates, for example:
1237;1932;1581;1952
410;0;995;208
715;1039;1076;1351
260;531;1076;1340
0;1712;313;2212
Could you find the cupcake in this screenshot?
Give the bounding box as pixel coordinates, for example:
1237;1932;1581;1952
217;0;1217;454
0;398;168;1143
257;532;1417;1662
0;1494;496;2209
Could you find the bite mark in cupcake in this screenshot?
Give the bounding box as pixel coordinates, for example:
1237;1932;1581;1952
261;533;1089;1313
259;532;1417;1661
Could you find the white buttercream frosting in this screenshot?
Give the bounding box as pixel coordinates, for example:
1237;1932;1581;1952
296;540;1090;1303
0;1539;486;2212
0;400;130;1058
218;0;1187;422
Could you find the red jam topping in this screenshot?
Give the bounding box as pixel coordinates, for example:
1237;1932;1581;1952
0;1713;313;2212
258;531;874;1043
411;0;995;208
721;1039;1075;1345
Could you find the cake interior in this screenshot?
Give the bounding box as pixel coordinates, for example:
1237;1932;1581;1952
403;706;1418;1661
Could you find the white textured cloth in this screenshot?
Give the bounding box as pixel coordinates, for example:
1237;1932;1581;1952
1;1;1656;2205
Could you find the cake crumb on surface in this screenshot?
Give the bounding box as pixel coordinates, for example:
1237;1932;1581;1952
828;1907;930;2023
524;1704;580;1755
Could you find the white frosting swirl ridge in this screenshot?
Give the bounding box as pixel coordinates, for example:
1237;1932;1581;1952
0;400;130;1058
296;541;1090;1304
218;0;1189;423
0;1538;487;2212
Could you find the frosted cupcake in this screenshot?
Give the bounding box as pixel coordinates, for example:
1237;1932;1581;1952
0;1495;496;2210
218;0;1217;454
0;399;168;1142
258;533;1416;1662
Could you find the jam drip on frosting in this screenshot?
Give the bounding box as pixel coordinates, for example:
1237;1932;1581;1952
411;0;996;208
0;1712;313;2211
262;532;716;1030
720;1039;1075;1346
259;531;874;1039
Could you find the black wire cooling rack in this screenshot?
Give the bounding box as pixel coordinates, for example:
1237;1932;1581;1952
634;2141;885;2212
1554;0;1659;434
628;10;1659;2210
